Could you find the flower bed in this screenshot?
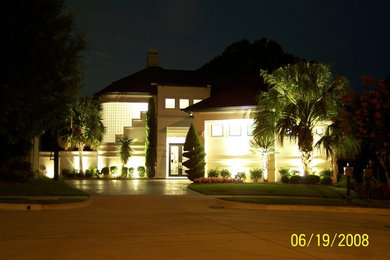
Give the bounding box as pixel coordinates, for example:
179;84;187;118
193;177;244;184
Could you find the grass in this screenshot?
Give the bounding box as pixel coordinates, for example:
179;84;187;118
0;177;89;196
188;183;356;199
220;196;390;208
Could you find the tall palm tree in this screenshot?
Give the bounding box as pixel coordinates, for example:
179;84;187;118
256;61;344;176
118;137;134;168
59;96;104;173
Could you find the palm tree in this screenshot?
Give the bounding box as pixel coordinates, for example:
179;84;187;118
118;137;134;168
59;96;104;173
315;122;361;184
250;135;275;181
256;61;344;176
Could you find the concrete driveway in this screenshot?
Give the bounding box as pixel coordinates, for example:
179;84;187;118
65;179;195;195
1;195;389;259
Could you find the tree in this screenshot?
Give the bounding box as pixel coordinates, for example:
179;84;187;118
59;97;104;173
256;61;343;176
183;124;206;181
118;137;134;169
336;76;390;186
250;135;275;181
197;38;299;94
145;98;157;178
0;0;86;174
315;122;361;184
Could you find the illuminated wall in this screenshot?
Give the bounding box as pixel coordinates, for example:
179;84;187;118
204;119;260;176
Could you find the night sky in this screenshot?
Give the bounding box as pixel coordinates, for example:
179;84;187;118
66;0;390;95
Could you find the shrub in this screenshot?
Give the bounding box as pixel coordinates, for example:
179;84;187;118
137;166;146;178
128;167;134;178
319;169;333;178
281;175;290;183
250;168;263;182
220;169;231;178
101;167;110;176
279;168;290;176
303;175;320;184
110;166;118;175
235;172;246;180
337;175;357;189
207;169;220;178
85;169;92;178
0;161;35;182
320;176;333;185
121;167;128;178
354;183;390;200
61;168;71;178
193;177;243;184
290;170;300;176
289;175;304;184
183;124;206;181
91;168;100;177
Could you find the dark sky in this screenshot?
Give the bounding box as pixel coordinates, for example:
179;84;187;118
66;0;390;95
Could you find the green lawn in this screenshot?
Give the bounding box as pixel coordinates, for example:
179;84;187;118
0;177;88;196
188;183;356;199
220;196;390;208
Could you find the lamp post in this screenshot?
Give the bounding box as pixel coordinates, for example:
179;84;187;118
344;163;354;203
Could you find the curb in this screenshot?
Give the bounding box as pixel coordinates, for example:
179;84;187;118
215;198;390;215
0;197;92;211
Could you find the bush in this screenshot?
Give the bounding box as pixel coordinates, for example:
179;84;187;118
354;183;390;200
85;169;92;178
128;167;134;178
279;168;290;176
193;177;243;184
289;175;304;184
121;167;128;178
235;172;246;180
61;168;71;178
110;166;118;175
208;169;220;178
250;168;263;182
137;166;146;178
220;169;231;178
281;175;290;183
320;176;333;185
319;169;332;178
101;167;110;176
304;175;320;184
290;170;300;176
337;175;357;189
0;161;35;182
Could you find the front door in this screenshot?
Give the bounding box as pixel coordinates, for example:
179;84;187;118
169;144;186;176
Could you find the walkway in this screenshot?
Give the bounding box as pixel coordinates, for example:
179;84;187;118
65;179;195;195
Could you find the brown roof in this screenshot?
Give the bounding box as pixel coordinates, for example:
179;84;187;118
183;75;265;112
95;66;210;96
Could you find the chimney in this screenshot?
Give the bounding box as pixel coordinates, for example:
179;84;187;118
147;49;159;67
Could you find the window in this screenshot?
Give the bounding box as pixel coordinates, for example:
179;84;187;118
179;99;189;109
229;123;241;136
165;98;175;109
193;99;202;104
316;127;323;135
211;124;223;137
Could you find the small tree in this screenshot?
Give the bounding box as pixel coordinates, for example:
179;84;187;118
59;96;104;173
250;135;274;181
118;137;134;169
183;124;206;181
145;98;157;178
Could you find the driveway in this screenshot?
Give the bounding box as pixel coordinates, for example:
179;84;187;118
65;179;195;195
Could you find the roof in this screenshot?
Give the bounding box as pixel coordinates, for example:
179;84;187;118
95;66;210;96
183;75;265;112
